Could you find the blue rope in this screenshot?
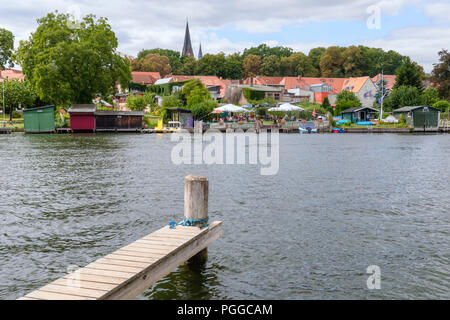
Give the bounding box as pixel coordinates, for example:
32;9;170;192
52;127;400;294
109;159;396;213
169;217;209;229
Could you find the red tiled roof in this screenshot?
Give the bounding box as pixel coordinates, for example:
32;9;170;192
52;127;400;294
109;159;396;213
131;72;161;85
0;69;25;81
166;75;229;96
371;74;396;90
280;77;347;94
342;76;371;93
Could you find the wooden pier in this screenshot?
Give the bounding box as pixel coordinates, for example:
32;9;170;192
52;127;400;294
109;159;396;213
18;175;223;300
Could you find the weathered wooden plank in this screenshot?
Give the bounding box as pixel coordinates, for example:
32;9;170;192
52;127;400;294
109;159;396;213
79;267;135;279
104;253;160;264
120;244;175;254
38;284;106;299
52;278;117;292
95;257;150;269
86;262;143;274
63;272;125;285
25;290;95;300
114;249;167;259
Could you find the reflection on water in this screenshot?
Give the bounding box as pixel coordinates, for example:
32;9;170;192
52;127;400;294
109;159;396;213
0;133;449;300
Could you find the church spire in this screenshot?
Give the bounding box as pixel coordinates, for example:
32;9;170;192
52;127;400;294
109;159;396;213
181;20;194;58
198;43;203;60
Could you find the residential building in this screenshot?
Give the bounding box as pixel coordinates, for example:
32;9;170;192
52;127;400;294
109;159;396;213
0;69;25;82
342;76;377;107
224;85;284;106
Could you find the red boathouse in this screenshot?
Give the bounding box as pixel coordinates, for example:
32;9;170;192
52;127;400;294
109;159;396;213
68;104;97;132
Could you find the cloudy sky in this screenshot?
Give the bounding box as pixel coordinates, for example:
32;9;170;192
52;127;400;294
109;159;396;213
1;0;449;72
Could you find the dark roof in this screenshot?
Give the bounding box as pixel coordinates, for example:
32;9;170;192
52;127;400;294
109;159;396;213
341;106;379;114
166;108;192;113
393;105;439;113
94;111;145;116
68;104;97;113
23;105;54;112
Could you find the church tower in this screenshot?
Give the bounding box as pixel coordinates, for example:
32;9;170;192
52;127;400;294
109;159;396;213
181;21;194;58
198;43;203;60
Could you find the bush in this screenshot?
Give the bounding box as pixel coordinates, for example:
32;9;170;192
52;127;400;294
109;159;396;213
191;100;218;121
335;99;361;116
433;100;450;112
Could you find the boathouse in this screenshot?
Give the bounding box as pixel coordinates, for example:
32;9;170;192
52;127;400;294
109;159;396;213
393;105;440;128
166;108;193;127
94;111;144;132
341;106;379;123
23;105;55;133
68;104;97;132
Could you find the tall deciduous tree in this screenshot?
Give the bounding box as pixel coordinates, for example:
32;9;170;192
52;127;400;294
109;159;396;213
196;53;226;77
242;54;262;78
342;46;365;77
308;47;326;71
430;49;450;100
0;28;14;70
132;53;172;77
383;85;422;111
179;56;197;75
137;48;182;74
15;12;131;106
260;55;281;76
224;53;243;79
181;79;211;107
320;46;344;77
281;52;317;77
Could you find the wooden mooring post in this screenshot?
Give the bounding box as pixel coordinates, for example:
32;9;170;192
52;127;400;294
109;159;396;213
19;175;222;300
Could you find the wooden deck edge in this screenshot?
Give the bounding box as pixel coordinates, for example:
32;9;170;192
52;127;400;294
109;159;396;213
101;221;223;300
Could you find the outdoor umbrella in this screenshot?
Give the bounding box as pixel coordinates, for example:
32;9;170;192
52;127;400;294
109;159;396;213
269;103;305;112
213;104;248;113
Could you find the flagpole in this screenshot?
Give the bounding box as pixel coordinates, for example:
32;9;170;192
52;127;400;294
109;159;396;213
379;70;384;122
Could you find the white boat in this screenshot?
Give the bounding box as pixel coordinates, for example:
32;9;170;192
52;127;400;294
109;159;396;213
299;122;318;134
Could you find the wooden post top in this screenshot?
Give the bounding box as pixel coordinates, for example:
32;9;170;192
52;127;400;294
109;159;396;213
184;175;208;221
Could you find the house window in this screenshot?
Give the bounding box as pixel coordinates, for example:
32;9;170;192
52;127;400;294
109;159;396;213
274;93;280;100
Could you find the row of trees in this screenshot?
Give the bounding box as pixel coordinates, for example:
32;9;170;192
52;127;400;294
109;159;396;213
0;12;132;111
131;44;413;79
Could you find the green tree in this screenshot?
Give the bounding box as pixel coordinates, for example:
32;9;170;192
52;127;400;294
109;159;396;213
191;100;218;120
321;96;332;112
179;56;197;75
383;85;422;111
336;89;360;103
308;47;326;71
421;87;439;105
280;52;318;77
342;46;365;77
430;49;450;100
181;79;211;107
0;79;36;120
374;78;388;106
224;53;242;79
260;55;281;76
432;100;450;112
243;44;293;59
242;54;262;78
161;94;183;109
15;12;131;106
0;28;14;69
137;48;181;74
131;53;172;77
394;57;424;90
196;53;226;77
126;91;156;111
320;46;344;77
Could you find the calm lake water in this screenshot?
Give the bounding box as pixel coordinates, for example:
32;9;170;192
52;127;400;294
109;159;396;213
0;132;449;300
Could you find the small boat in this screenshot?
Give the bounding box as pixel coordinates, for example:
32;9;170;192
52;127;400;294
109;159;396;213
299;121;318;134
332;127;346;133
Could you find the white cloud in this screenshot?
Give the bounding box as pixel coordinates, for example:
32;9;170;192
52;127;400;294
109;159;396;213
0;0;447;72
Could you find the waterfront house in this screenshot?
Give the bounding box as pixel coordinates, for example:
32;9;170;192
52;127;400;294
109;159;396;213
393;105;440;128
95;111;144;132
224;85;284;105
68;104;97;132
23;105;55;133
341;106;379;123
